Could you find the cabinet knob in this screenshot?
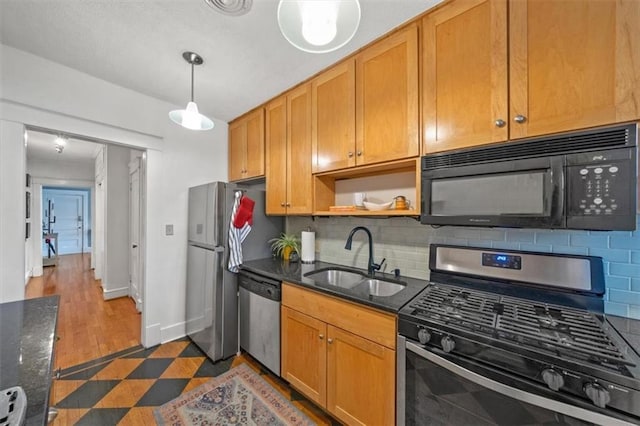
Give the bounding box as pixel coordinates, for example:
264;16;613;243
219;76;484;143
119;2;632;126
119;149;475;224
348;151;354;158
286;202;291;207
319;334;324;340
327;338;333;344
357;150;362;156
514;115;527;124
495;119;506;128
280;202;285;207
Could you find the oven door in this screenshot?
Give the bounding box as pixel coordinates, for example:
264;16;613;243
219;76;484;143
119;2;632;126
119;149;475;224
421;156;565;228
397;336;635;426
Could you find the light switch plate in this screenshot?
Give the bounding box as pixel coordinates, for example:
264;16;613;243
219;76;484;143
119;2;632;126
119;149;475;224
165;224;174;236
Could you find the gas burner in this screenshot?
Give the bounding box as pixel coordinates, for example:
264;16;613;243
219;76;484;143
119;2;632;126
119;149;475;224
407;283;637;372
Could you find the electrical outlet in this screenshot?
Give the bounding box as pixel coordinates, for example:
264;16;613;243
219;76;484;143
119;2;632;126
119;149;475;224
165;224;174;236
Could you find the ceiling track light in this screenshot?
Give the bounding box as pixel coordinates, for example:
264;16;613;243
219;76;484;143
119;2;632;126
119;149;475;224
277;0;361;54
169;51;215;131
54;135;67;154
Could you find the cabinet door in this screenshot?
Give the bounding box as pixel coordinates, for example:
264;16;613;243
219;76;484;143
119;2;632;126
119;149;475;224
244;108;265;179
312;60;356;173
423;0;508;153
286;84;314;214
356;24;419;166
228;120;246;181
265;97;288;215
281;306;327;407
509;0;640;139
326;325;395;426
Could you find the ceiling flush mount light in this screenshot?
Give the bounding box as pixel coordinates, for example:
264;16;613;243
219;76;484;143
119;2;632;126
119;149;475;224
204;0;252;16
169;51;214;131
54;135;67;154
277;0;361;54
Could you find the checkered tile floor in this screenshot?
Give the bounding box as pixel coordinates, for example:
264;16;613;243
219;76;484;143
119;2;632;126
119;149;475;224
50;337;336;425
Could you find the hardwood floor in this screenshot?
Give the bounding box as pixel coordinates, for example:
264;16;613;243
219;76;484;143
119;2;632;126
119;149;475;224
26;254;141;370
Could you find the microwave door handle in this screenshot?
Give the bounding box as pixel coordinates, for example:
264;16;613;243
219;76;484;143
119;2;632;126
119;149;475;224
550;161;565;226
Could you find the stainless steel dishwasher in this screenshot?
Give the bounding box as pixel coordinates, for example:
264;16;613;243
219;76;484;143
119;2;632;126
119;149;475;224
238;270;281;376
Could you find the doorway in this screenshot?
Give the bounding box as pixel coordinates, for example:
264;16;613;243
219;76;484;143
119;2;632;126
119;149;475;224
25;128;146;367
42;187;91;261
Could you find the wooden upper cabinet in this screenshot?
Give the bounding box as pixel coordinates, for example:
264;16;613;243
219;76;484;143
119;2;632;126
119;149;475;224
356;24;420;166
265;97;287;215
265;86;313;215
287;84;313;214
422;0;508;153
509;0;640;139
312;60;356;173
228;108;265;181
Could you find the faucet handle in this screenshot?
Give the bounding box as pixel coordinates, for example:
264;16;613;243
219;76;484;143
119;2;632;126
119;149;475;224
372;258;386;272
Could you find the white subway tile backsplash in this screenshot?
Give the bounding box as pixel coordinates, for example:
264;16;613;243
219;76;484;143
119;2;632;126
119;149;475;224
505;230;536;243
535;232;570;246
287;214;640;319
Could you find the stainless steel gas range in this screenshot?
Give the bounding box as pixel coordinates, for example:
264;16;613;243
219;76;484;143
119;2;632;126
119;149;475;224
397;245;640;426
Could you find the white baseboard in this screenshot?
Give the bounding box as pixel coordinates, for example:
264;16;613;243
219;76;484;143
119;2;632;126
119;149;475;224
161;321;186;344
144;323;162;347
102;285;129;300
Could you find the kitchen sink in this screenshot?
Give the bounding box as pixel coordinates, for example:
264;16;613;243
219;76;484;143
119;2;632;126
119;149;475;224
304;268;367;289
361;279;405;297
304;267;406;296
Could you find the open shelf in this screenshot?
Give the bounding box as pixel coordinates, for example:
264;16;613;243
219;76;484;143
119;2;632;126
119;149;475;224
313;157;421;216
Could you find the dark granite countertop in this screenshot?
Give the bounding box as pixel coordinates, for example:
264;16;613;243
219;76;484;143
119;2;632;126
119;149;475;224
0;296;59;426
607;315;640;356
241;258;429;313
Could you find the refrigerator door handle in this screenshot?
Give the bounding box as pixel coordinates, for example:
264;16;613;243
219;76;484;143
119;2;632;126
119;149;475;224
188;241;225;252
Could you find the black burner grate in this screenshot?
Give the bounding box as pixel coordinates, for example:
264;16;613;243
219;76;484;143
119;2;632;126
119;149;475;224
408;283;636;370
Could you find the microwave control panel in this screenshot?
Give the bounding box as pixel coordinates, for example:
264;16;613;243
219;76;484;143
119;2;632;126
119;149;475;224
566;147;635;230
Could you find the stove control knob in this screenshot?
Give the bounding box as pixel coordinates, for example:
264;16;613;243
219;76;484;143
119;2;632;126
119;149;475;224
584;383;610;408
541;368;564;391
441;336;455;353
417;328;431;345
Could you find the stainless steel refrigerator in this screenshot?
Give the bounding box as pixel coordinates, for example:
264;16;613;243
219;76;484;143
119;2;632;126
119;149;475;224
186;182;283;361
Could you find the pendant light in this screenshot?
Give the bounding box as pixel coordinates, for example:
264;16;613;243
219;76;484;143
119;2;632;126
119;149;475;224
277;0;361;54
169;51;214;131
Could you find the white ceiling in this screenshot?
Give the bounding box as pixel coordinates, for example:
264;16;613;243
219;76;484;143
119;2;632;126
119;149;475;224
0;0;443;123
26;130;100;163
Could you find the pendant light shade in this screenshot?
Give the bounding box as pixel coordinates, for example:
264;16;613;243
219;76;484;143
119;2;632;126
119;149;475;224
169;51;214;131
277;0;361;54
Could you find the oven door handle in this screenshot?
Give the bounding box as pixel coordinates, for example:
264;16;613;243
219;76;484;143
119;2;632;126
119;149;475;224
404;340;635;426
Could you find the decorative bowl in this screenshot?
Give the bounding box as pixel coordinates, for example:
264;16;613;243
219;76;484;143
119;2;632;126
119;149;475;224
363;201;393;211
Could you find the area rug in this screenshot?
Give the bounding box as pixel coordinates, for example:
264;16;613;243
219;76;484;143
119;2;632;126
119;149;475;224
154;363;315;425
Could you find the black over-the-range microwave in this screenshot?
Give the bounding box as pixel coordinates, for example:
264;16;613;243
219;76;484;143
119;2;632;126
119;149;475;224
420;123;638;230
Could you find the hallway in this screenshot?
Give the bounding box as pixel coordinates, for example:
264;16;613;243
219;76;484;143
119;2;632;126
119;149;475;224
26;254;140;370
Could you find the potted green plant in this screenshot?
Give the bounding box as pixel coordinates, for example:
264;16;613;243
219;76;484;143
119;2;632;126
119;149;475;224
268;233;300;260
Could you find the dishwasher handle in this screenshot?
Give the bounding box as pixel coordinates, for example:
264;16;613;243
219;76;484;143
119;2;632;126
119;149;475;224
238;271;281;302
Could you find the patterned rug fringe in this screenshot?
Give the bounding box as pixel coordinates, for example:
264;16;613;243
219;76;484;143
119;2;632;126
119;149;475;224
154;363;315;425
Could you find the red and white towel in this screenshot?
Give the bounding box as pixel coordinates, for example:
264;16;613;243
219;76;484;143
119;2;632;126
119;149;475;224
228;191;254;273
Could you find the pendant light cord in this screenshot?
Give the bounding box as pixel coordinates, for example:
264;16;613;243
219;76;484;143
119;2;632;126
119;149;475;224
190;61;195;102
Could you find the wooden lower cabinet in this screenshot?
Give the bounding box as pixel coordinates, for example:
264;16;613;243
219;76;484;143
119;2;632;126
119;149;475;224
281;284;396;425
281;306;327;407
326;325;395;426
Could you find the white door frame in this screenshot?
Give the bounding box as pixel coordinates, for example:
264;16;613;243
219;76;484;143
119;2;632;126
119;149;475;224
129;156;143;312
29;178;94;277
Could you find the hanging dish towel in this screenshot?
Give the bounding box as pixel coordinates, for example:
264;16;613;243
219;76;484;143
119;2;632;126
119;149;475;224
228;191;254;273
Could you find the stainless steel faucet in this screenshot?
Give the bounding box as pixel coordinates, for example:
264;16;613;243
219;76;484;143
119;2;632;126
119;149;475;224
344;226;385;276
